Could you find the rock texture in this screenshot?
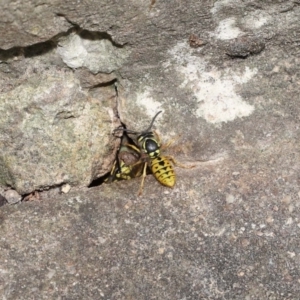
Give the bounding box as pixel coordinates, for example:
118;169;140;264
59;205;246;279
0;66;117;194
1;0;300;299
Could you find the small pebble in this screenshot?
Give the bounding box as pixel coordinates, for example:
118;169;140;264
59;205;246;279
61;184;71;194
225;35;265;58
4;189;22;204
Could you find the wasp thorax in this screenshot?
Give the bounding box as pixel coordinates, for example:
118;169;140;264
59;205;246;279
137;132;160;157
145;139;160;156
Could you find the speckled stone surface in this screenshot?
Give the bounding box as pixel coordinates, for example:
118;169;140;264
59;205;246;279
1;0;300;299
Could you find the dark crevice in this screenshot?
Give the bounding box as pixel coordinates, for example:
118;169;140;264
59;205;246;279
56;13;127;48
55;12;80;28
88;127;140;188
0;47;24;61
21;182;67;201
0;27;74;60
77;29;127;48
24;40;57;58
0;194;8;207
88;101;139;188
89;81;124;188
0;20;126;61
88;172;111;187
88;132;127;189
89;78;118;90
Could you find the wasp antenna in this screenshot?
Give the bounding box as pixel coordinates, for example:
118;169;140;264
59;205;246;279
123;129;139;134
113;127;139;135
113;126;125;134
114;111;162;135
144;111;162;132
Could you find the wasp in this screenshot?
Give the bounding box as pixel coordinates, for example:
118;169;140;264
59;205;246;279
105;135;143;183
106;150;143;183
114;111;194;195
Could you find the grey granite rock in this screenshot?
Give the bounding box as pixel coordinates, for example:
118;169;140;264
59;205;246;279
1;0;300;299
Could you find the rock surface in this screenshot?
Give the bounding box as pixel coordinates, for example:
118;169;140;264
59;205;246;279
1;0;300;299
0;67;117;194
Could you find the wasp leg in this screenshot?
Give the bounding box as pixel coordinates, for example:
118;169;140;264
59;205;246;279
124;143;141;154
153;129;179;150
105;160;118;183
160;135;181;150
164;155;195;169
138;162;148;196
153;130;162;145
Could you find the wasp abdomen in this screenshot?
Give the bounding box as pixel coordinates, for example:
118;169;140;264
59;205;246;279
151;156;175;187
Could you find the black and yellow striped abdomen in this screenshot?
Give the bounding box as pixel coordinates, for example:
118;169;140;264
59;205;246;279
150;156;175;187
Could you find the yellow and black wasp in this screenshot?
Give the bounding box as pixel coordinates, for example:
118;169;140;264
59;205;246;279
113;111;194;195
105;134;143;183
106;82;146;184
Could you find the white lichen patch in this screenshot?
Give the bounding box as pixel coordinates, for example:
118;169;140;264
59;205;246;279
165;42;256;124
135;88;164;117
194;69;255;124
214;18;243;40
211;0;270;39
242;11;271;29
